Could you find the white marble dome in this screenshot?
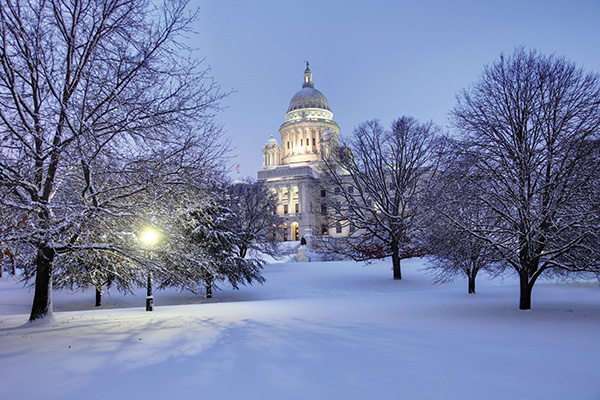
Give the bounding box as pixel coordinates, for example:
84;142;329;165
286;66;331;113
287;87;331;112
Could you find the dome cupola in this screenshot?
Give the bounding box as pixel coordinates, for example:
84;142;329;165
286;62;331;113
303;64;314;88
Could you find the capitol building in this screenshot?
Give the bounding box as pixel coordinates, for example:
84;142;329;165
257;64;340;242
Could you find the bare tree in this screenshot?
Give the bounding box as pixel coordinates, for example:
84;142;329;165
227;178;283;259
318;117;440;280
0;0;228;321
424;144;501;294
451;47;600;309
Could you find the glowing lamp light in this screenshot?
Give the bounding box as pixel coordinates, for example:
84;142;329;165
140;228;159;246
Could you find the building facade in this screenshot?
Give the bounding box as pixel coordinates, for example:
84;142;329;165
257;64;340;241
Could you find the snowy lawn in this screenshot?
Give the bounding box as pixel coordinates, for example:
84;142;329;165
1;258;599;400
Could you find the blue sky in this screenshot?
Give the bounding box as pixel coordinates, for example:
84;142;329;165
190;0;600;178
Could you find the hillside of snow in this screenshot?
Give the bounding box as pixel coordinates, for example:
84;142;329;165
1;258;599;400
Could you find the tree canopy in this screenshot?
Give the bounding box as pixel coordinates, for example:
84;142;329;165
0;0;229;321
450;47;600;309
318;117;440;279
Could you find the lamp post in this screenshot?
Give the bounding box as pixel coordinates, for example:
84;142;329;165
140;228;159;311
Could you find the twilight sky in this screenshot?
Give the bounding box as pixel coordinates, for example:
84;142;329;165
189;0;600;179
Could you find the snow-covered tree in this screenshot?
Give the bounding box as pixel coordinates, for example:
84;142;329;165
155;193;266;298
451;48;600;309
0;0;228;321
318;117;440;279
52;218;143;307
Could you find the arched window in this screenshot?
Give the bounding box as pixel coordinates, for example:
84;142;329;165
291;222;299;241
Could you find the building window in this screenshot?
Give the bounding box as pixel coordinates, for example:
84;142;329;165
348;186;354;194
321;189;326;197
349;224;356;233
283;204;288;214
295;202;299;213
334;187;340;195
291;222;299;241
335;223;342;234
322;225;328;235
306;138;310;145
321;204;327;214
287;142;290;149
312;138;316;146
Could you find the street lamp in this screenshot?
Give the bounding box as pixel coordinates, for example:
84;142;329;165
140;227;159;311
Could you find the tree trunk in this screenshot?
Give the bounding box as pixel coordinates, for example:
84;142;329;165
146;273;153;311
468;272;476;294
95;287;102;307
519;271;533;310
391;241;402;280
29;245;55;322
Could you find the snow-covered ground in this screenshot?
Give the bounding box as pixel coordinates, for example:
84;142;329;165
1;258;599;400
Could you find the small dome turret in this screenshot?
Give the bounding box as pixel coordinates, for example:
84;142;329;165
265;135;278;147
